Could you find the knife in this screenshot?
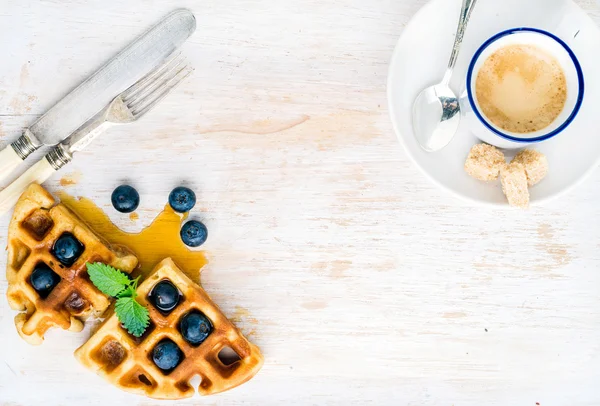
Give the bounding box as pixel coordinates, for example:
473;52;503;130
0;9;196;183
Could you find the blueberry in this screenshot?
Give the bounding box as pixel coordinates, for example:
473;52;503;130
150;280;180;313
152;339;183;373
111;185;140;213
179;310;213;346
52;233;84;266
30;264;61;298
169;187;196;213
180;220;207;248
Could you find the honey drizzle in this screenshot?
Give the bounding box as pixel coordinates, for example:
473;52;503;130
59;171;81;187
57;192;207;283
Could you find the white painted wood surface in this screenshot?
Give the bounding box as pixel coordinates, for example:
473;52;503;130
1;0;600;404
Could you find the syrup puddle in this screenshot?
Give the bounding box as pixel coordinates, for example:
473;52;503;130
57;192;207;283
59;171;81;187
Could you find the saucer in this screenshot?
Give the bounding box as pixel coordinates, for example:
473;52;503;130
388;0;600;206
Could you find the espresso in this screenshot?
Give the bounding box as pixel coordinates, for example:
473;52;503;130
475;44;567;134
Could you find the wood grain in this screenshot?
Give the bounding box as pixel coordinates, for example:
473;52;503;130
1;0;600;405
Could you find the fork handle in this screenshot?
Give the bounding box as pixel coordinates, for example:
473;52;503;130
0;157;57;216
0;145;25;184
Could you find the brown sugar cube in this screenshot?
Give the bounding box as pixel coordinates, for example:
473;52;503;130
500;162;530;209
511;149;548;186
464;143;505;181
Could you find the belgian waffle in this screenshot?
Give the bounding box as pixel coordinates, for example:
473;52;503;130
75;258;263;399
6;184;138;345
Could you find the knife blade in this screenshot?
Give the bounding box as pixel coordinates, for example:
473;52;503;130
0;9;196;182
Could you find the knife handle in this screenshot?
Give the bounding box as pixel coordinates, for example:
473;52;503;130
0;145;25;184
0;157;57;216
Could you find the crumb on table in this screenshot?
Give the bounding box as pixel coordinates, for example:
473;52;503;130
500;162;529;209
511;149;548;186
464;143;505;181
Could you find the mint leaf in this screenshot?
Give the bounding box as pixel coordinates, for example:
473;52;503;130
115;297;150;337
86;263;131;297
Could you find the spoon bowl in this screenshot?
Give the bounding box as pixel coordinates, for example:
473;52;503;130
413;84;460;152
411;0;477;152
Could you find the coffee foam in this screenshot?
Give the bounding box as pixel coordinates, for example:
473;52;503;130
475;44;567;134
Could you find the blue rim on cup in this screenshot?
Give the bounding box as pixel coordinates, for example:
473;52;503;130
466;27;585;144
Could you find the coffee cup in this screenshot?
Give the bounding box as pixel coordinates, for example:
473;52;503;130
460;27;584;149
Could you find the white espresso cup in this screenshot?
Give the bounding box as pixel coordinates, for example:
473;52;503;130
460;27;584;149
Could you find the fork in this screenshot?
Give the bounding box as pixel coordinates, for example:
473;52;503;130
0;55;192;215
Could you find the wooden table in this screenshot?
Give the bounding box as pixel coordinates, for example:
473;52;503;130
1;0;599;404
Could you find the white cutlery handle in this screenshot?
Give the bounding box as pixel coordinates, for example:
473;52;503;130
0;145;25;184
0;158;57;216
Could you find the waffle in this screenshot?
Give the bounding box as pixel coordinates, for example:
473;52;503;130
75;258;263;399
6;184;138;345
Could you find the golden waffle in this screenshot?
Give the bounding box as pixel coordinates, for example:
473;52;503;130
6;184;138;345
75;258;263;399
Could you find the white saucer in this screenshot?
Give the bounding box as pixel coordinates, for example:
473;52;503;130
388;0;600;206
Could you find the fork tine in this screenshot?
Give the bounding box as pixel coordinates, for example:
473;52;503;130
121;52;183;102
125;57;188;108
130;66;193;118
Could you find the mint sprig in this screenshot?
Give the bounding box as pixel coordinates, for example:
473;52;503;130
86;263;150;337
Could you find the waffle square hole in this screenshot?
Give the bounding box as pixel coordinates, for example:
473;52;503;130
218;346;242;366
138;373;153;387
91;338;127;372
178;309;213;347
51;232;85;266
29;263;61;299
22;209;54;241
8;240;31;270
119;367;156;389
150;338;185;375
63;291;90;315
186;374;202;392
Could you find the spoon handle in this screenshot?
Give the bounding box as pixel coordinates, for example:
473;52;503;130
442;0;478;84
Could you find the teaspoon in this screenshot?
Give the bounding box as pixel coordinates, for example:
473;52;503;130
412;0;478;152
